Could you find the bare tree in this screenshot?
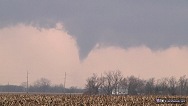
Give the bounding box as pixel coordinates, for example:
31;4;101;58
168;76;177;95
112;70;123;94
127;76;145;95
178;75;188;95
156;78;169;95
119;78;128;91
33;78;51;92
145;78;155;95
34;78;51;87
85;73;102;94
84;71;188;95
102;70;123;95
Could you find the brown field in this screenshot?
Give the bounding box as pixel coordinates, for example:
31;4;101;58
0;93;187;106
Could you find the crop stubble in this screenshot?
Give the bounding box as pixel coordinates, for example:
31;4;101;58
0;94;187;106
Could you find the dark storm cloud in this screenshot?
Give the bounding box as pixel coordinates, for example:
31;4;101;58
0;0;188;59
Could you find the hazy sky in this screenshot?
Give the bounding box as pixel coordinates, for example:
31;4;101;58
0;1;188;88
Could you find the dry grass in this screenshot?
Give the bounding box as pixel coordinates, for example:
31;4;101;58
0;93;187;106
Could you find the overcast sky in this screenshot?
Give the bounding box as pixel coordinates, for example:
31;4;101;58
0;1;188;87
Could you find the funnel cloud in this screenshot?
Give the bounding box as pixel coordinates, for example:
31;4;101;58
0;0;188;59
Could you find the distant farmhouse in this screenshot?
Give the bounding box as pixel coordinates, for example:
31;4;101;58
112;87;128;95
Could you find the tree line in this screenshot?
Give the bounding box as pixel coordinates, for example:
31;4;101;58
1;70;188;95
0;78;83;93
85;70;188;95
